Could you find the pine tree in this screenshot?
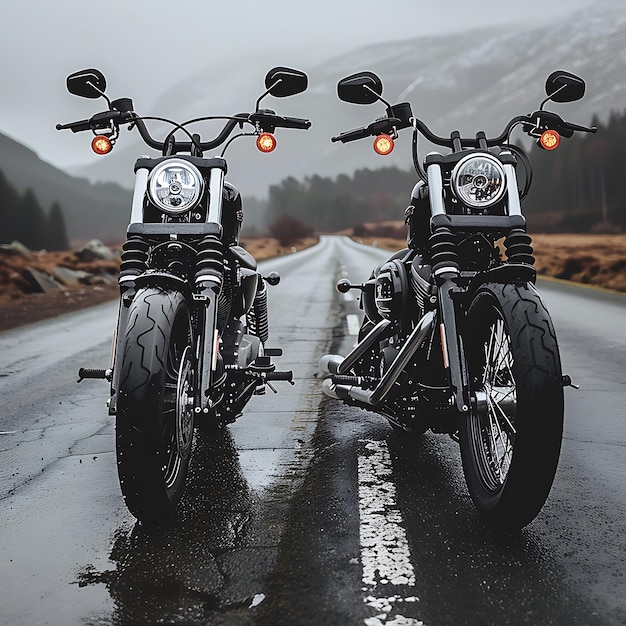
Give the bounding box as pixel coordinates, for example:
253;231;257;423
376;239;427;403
0;168;21;244
47;202;70;250
18;189;47;250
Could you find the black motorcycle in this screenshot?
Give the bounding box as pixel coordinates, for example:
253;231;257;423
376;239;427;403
58;67;311;524
320;70;594;529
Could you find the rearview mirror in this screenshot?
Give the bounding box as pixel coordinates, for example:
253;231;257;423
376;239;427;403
337;72;383;105
66;68;107;99
545;70;585;103
265;67;308;98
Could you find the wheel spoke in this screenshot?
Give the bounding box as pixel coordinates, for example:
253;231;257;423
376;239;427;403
473;310;517;489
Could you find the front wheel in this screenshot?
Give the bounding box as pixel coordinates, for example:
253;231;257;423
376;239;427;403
460;282;564;529
116;287;195;525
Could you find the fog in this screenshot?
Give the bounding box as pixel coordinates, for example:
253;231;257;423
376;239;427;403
1;0;596;170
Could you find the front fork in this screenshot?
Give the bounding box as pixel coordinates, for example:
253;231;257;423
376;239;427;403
436;271;470;415
195;279;221;411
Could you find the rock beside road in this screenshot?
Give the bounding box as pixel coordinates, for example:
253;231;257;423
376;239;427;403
0;239;120;297
0;240;121;331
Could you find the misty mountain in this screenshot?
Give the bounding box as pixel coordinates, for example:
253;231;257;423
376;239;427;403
69;1;625;203
0;133;131;243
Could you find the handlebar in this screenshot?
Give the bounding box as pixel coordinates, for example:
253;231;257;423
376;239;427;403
332;109;596;150
57;108;311;153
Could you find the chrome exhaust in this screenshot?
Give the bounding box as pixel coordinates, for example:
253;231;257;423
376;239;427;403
319;318;391;377
321;310;435;406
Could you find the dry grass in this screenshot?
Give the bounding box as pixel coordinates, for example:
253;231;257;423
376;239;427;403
353;233;626;293
240;236;319;261
0;237;320;330
1;233;622;331
532;234;626;292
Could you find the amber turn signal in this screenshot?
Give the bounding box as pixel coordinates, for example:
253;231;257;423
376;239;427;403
256;132;277;153
539;129;560;151
373;134;394;156
91;135;113;155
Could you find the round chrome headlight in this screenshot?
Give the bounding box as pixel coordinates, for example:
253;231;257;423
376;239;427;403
451;153;507;209
147;159;204;214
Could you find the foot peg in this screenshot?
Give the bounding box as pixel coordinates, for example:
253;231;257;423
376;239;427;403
77;368;112;383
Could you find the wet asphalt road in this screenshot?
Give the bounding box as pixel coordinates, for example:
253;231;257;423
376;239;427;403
0;236;624;626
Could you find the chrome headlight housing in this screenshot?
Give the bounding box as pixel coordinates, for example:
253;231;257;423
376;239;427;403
451;153;507;209
147;159;204;214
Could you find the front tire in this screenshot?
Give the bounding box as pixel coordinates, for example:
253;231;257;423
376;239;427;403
460;282;564;529
116;287;195;525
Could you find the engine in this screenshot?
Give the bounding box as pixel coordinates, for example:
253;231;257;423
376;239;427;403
372;258;419;331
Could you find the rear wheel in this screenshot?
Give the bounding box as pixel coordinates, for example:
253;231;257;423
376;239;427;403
460;282;564;529
116;287;195;525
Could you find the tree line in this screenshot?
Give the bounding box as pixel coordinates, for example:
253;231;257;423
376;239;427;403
267;108;626;235
523;109;626;232
0;168;69;250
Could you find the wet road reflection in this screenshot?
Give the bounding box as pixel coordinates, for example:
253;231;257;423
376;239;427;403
77;430;266;623
386;432;606;626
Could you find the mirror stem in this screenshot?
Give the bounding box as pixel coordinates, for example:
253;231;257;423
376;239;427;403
540;84;566;110
364;84;392;108
255;79;281;111
87;80;112;108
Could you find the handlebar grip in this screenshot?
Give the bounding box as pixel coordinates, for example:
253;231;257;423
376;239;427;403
331;126;371;143
275;115;311;130
265;370;294;382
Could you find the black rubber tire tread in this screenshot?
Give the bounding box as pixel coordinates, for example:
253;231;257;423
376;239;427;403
116;287;192;525
460;282;564;529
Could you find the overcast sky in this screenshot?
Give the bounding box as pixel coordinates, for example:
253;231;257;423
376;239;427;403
0;0;596;169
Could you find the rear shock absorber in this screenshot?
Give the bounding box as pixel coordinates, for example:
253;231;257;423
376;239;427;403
249;280;270;344
195;235;224;285
429;227;459;275
505;228;535;266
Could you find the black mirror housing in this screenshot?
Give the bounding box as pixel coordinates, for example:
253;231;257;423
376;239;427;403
66;68;107;99
265;67;308;98
337;72;383;105
545;70;585;103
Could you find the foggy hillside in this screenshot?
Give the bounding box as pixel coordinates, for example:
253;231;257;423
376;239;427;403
68;2;626;199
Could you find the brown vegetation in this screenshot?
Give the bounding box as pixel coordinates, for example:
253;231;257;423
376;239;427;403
353;228;626;294
2;232;623;332
0;236;319;331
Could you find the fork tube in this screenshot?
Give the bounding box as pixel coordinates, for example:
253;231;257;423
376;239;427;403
130;167;149;224
207;168;225;224
504;164;522;216
427;164;445;216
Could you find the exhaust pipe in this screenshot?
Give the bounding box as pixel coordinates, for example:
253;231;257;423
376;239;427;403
319;354;344;375
319;318;391;377
321;310;435;406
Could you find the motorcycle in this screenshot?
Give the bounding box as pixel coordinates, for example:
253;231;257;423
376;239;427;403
320;70;595;529
58;66;311;525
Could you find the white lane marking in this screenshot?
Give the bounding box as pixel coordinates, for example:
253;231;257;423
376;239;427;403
359;439;425;626
347;314;361;336
344;291;355;302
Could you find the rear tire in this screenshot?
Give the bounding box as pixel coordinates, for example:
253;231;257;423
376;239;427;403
116;287;195;525
460;282;564;529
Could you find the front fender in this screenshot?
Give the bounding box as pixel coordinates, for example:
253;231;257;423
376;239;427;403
468;263;536;292
133;270;193;300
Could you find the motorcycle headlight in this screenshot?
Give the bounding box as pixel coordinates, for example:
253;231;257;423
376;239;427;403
147;159;204;214
451;153;507;209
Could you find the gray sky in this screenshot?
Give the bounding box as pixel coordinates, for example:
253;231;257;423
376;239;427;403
1;0;596;170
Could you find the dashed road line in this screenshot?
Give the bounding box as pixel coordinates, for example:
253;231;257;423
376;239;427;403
347;314;361;336
358;439;425;626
